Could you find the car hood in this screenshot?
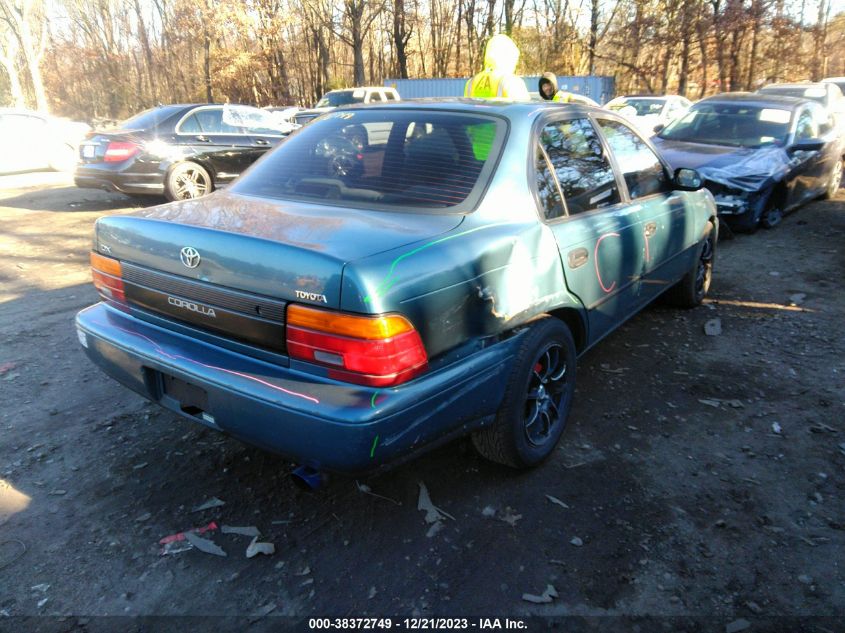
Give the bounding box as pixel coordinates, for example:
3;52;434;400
652;137;796;192
299;107;334;117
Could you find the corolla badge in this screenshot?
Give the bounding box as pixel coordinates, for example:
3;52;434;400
180;246;201;269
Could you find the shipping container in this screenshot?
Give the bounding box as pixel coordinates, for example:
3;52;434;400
384;76;616;105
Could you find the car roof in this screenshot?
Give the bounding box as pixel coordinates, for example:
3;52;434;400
610;95;675;100
697;92;807;109
0;108;48;116
327;87;391;92
759;82;830;91
333;98;600;120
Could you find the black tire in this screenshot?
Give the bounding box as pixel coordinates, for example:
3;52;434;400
759;203;783;229
822;157;842;200
165;162;212;201
472;318;576;468
666;223;715;308
727;210;758;234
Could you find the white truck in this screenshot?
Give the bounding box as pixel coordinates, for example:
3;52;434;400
294;87;401;126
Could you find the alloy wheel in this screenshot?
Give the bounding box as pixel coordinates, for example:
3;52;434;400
760;205;783;229
523;343;570;447
173;166;210;199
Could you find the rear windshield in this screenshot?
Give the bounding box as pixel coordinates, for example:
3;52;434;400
608;98;664;116
759;86;827;104
231;109;506;212
315;91;365;108
657;103;793;148
120;106;185;130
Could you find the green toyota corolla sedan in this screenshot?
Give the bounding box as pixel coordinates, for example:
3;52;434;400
76;100;717;476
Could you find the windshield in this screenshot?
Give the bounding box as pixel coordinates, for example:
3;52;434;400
608;98;664;116
657;103;793;148
759;86;827;105
231;109;506;212
315;91;365;108
120;106;184;130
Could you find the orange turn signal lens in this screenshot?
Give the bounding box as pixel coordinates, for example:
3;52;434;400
287;304;414;340
90;251;122;277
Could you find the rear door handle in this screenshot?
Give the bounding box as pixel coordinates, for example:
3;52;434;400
195;135;211;143
568;248;588;269
253;138;270;146
644;222;657;237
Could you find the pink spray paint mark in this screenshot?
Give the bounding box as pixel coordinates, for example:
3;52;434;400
594;232;621;294
94;319;320;404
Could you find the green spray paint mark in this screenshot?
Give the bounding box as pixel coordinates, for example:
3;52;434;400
363;223;509;304
370;434;379;458
370;390;381;409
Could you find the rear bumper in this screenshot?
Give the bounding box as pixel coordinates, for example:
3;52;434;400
75;164;165;196
75;303;517;472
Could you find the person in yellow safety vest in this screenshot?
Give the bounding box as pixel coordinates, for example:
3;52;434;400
464;34;530;101
538;72;578;103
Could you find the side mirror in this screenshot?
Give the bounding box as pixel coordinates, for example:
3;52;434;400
674;167;703;191
788;138;824;153
653;123;666;134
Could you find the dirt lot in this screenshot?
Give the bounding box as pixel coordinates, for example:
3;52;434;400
0;172;843;631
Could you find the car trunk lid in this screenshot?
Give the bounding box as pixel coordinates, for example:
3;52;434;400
94;191;464;351
78;130;148;164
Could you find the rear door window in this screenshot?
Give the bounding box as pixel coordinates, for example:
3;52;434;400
596;119;671;199
539;118;620;215
179;114;202;134
534;143;565;221
231;110;506;212
179;108;244;135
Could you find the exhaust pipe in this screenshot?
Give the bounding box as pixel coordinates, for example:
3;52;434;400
291;464;325;491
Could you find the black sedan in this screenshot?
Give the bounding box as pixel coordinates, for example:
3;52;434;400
652;93;843;231
75;104;288;200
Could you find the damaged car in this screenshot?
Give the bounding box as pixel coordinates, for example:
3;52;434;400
652;93;843;231
76;100;716;475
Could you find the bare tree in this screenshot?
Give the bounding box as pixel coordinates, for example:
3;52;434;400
0;0;47;110
0;22;24;107
339;0;384;85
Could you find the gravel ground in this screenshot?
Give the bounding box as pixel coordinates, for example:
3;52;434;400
0;172;843;632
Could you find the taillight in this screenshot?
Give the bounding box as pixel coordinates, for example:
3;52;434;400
103;141;139;163
286;305;428;387
90;251;126;304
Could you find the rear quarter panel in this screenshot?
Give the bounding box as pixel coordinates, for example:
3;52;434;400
341;218;581;361
340;110;586;362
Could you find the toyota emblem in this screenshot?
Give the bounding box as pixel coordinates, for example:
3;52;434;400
180;246;201;269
